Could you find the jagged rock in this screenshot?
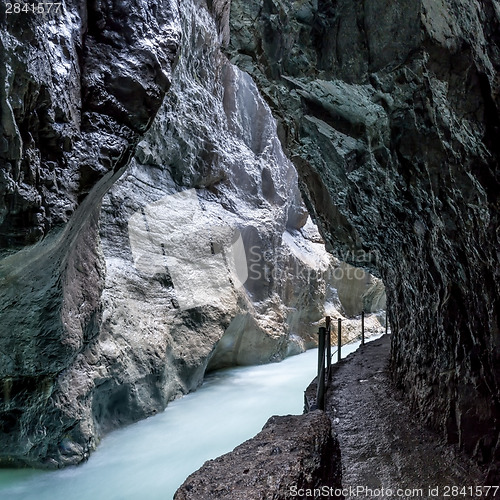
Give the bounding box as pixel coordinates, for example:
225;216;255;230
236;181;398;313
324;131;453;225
84;0;335;447
0;0;181;251
227;0;500;480
174;411;342;500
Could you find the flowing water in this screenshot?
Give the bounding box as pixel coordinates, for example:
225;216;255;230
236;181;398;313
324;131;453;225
0;335;381;500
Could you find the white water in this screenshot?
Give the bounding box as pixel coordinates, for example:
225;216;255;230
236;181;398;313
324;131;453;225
0;336;381;500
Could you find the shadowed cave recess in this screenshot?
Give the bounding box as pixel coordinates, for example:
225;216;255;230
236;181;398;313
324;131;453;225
0;0;499;488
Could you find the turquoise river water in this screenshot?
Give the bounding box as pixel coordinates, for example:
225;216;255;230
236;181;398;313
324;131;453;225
0;336;380;500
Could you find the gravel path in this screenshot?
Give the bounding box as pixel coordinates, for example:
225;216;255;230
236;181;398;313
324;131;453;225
325;335;490;500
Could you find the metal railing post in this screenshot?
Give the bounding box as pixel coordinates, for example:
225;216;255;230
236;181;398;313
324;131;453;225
317;327;325;376
317;364;325;410
361;310;365;345
337;318;342;363
326;316;331;376
317;327;326;410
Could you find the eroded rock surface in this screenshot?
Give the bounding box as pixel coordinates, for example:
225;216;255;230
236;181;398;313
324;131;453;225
69;0;337;453
227;0;500;480
0;0;181;467
0;0;180;251
0;0;379;468
174;411;342;500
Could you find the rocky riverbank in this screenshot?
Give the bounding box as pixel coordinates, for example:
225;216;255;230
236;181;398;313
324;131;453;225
175;335;491;499
174;411;342;500
321;335;489;498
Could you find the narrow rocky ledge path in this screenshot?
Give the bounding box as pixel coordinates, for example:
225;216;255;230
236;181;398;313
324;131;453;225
325;335;489;500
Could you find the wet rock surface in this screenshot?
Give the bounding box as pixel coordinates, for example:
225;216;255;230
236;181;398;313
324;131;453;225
0;0;181;467
1;0;376;468
79;0;338;457
174;411;342;500
323;335;488;498
227;0;500;480
3;0;495;487
0;0;181;251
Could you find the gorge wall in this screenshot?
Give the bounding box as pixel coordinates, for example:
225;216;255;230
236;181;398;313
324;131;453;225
224;0;500;481
2;0;495;485
0;0;183;467
0;0;384;468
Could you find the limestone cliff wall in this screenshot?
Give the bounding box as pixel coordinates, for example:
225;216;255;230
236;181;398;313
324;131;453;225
0;0;372;468
226;0;500;481
0;0;182;467
82;0;335;451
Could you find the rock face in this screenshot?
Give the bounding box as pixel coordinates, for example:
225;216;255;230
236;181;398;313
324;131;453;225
86;0;334;451
0;0;181;251
174;411;342;500
0;0;378;468
327;261;386;317
227;0;500;480
0;0;181;467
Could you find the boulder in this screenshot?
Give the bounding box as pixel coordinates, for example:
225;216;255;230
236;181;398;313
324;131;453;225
174;411;342;500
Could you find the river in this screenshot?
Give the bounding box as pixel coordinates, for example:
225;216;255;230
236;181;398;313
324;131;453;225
0;336;380;500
